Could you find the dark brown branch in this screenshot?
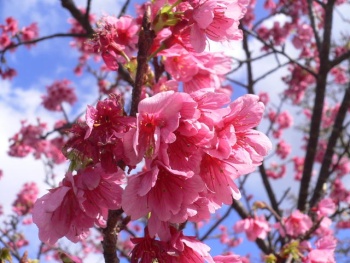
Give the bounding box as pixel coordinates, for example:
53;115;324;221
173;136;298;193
102;209;124;263
243;28;317;78
241;24;281;219
259;164;281;218
307;0;321;52
200;206;232;241
130;6;155;116
118;0;131;18
330;49;350;68
85;0;92;20
0;33;88;55
309;84;350;208
241;25;254;94
297;0;336;212
118;63;135;86
61;0;94;35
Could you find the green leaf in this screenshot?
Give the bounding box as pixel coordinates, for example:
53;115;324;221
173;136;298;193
0;248;13;263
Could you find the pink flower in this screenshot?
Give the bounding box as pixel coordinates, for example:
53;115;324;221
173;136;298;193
0;34;11;49
264;0;276;10
91;15;138;70
1;17;18;35
122;161;204;230
292;24;313;49
213;254;242;263
278;210;313;237
135;91;184;159
199;154;248;205
42;79;77;112
276;140;291;159
190;88;231;128
32;163;124;244
276;111;293;129
21;23;39;46
8;120;63;164
305;249;335;263
64;95;134;172
12;182;39;216
169;228;214;263
189;0;248;52
222;94;272;165
32;173;95;245
305;236;337;263
74;164;125;221
234;216;270;241
130;228;173;263
316;198;336;217
258;91;270;105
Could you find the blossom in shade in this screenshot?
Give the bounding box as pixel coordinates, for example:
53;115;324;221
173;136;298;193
63;95;134;172
130;228;173;263
169;228;214;262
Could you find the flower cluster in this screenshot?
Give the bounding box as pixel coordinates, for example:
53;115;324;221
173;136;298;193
8;120;66;164
41;79;77;112
31;1;272;261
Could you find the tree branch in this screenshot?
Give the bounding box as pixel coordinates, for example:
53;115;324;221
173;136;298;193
61;0;94;35
309;84;350;208
307;0;321;52
102;209;124;263
330;49;350;68
259;164;281;218
243;28;317;78
130;6;155;116
0;33;88;55
118;0;131;18
200;206;232;241
297;0;336;212
240;25;254;94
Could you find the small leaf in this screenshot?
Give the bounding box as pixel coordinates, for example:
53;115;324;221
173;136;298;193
0;248;13;263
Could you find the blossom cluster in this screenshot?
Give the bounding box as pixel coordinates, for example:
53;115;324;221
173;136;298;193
29;1;274;261
0;17;39;79
5;0;345;262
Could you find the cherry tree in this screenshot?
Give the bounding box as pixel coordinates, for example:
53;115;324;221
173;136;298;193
0;0;349;262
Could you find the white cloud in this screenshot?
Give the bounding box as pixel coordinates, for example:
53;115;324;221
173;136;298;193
0;80;67;216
